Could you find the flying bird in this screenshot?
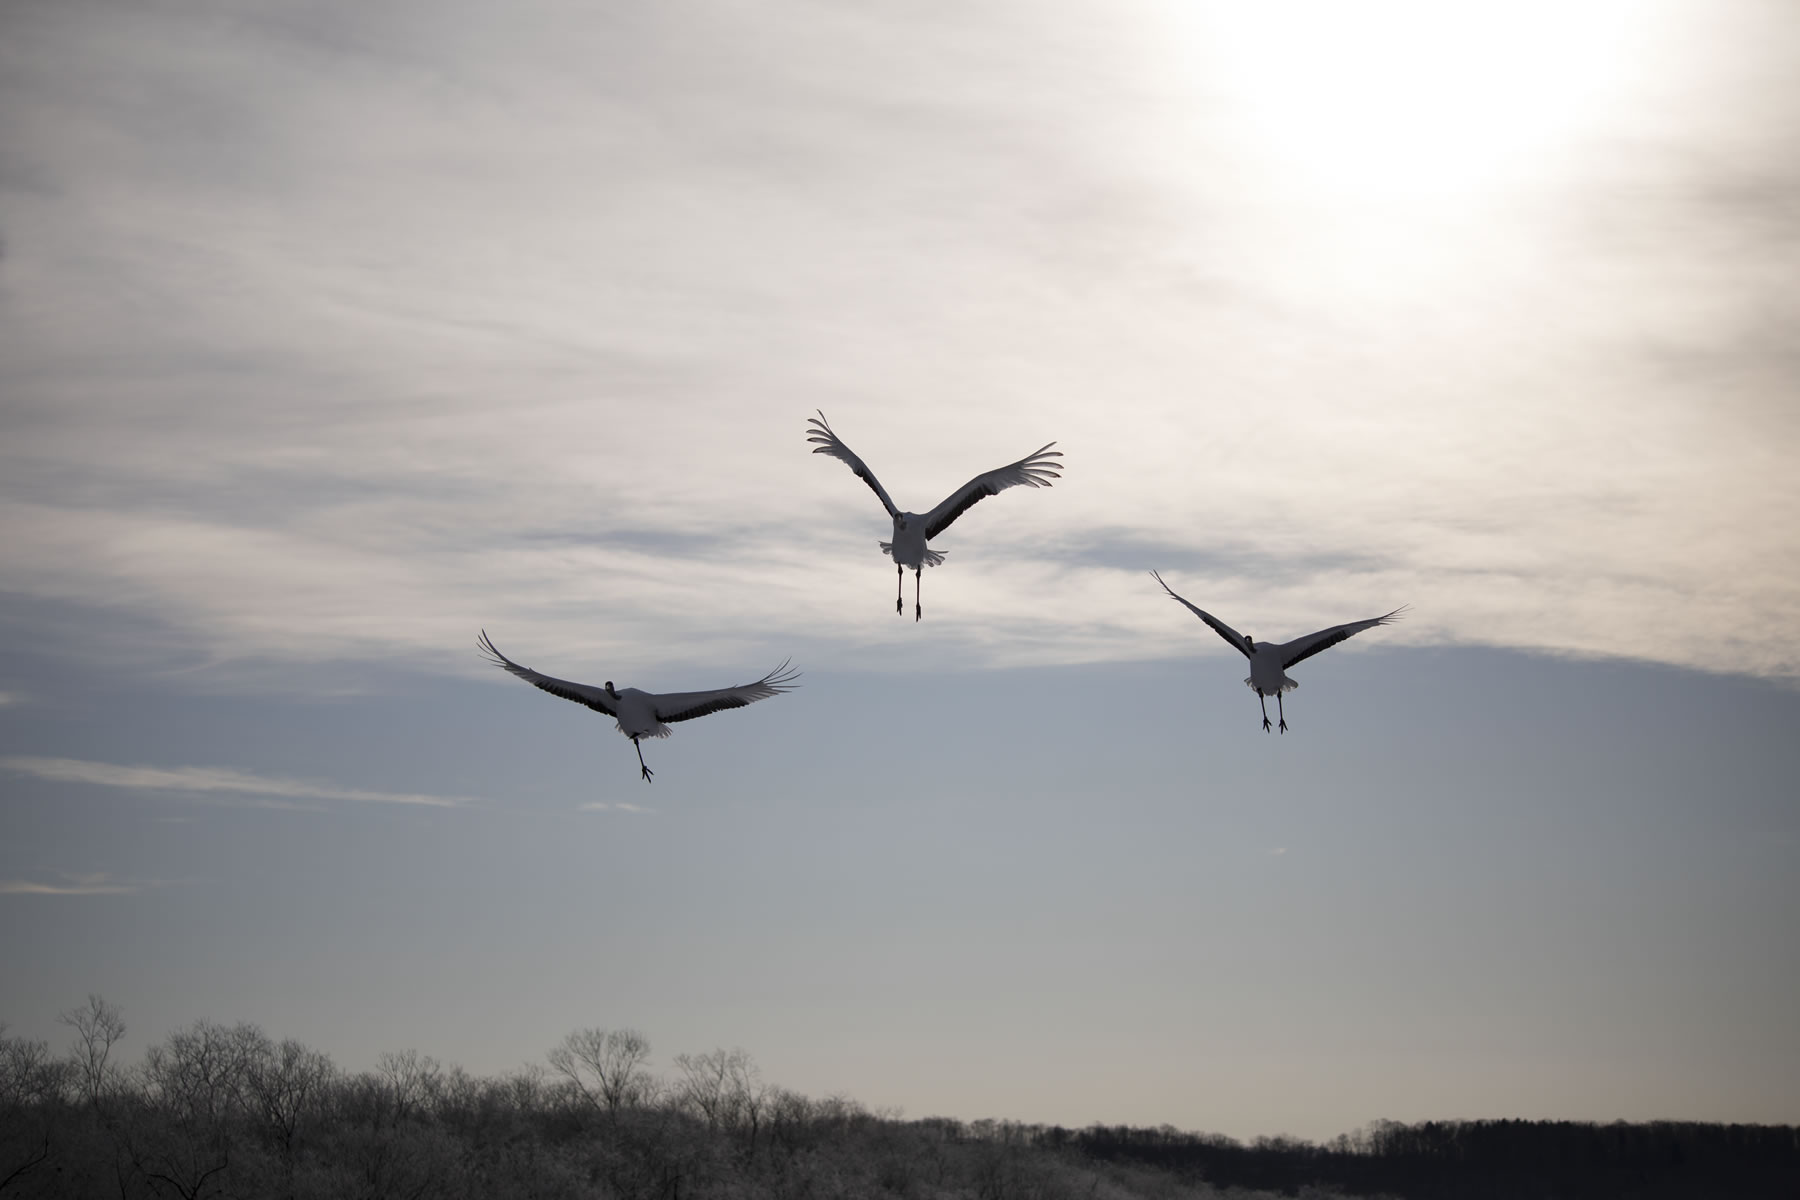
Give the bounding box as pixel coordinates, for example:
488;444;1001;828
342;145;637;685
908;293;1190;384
478;631;800;782
806;411;1063;620
1150;571;1404;733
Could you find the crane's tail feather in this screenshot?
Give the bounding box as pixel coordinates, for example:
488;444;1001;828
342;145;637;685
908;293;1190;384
1245;677;1299;693
879;541;947;567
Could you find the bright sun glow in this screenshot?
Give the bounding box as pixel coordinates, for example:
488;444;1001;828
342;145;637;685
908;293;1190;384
1179;0;1640;205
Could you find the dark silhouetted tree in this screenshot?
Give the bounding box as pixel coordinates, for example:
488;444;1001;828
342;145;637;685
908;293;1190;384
548;1028;655;1120
59;995;126;1109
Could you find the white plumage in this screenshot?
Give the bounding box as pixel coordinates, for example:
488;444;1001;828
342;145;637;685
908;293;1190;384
1151;571;1404;733
806;411;1063;620
478;631;800;781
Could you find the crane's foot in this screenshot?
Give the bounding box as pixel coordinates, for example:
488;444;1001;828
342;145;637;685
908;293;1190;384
639;764;654;783
1278;719;1288;734
1261;717;1272;732
896;597;903;615
915;603;922;622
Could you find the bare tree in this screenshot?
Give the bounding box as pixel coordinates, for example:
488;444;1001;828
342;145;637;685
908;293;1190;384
672;1048;768;1147
0;1026;65;1107
547;1028;654;1119
247;1037;335;1173
498;1061;554;1115
1;1026;70;1195
142;1021;269;1126
374;1048;442;1125
60;994;126;1108
131;1021;271;1200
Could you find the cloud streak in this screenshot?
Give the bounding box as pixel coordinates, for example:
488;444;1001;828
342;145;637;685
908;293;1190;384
0;873;145;896
1;756;473;808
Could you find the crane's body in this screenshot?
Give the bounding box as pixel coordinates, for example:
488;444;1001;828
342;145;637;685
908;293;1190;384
880;514;947;574
1151;571;1403;733
807;411;1062;620
478;632;799;781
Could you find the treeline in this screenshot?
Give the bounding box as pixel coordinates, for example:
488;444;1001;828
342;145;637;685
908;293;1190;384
1058;1118;1800;1199
4;997;1797;1200
0;997;1297;1200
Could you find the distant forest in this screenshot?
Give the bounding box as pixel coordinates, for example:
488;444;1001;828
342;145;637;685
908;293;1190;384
4;997;1796;1200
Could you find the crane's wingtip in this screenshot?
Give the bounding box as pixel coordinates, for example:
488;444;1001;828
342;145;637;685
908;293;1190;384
476;629;509;668
761;658;803;690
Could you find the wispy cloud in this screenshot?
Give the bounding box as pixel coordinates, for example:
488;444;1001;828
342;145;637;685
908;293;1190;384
578;802;653;814
0;756;473;808
0;690;21;706
0;0;1794;683
0;873;145;896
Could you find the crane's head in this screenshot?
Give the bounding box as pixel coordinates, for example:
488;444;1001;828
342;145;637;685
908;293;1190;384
604;681;619;699
1244;636;1256;652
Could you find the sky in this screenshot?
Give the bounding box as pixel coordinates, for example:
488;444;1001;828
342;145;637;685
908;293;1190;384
2;0;1797;1144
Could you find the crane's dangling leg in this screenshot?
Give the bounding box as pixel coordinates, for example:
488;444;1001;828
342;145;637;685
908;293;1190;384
914;567;923;622
1259;692;1272;733
632;736;654;783
896;564;903;615
1277;692;1288;734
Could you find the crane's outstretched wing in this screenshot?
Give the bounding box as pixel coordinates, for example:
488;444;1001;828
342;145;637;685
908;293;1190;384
478;630;618;716
921;442;1061;540
807;412;899;520
1279;607;1406;669
653;660;801;724
1150;571;1252;660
